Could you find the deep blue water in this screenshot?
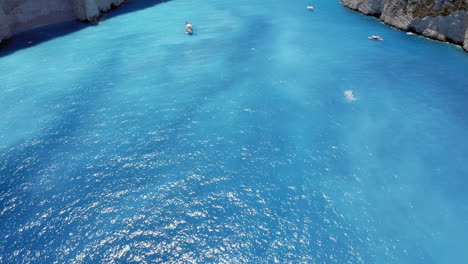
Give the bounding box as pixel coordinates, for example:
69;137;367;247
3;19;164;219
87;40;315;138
1;0;468;263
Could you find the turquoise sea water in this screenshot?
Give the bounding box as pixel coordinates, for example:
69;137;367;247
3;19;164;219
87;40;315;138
1;0;468;263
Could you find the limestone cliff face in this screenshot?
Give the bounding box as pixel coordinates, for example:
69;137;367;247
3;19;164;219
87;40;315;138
465;25;468;49
342;0;386;16
73;0;100;21
0;6;11;41
342;0;468;51
0;0;126;44
73;0;125;22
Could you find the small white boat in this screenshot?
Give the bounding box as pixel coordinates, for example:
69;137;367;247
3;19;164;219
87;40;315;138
185;21;193;34
368;35;383;41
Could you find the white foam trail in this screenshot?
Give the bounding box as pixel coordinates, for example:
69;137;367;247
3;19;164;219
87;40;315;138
344;90;357;102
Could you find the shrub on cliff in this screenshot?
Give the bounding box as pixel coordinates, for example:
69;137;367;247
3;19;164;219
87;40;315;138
412;0;467;18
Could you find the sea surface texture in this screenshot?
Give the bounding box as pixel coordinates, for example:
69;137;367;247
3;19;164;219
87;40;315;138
1;0;468;263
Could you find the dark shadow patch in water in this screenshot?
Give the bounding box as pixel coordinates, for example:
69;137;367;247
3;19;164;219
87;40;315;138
0;20;92;58
0;0;171;58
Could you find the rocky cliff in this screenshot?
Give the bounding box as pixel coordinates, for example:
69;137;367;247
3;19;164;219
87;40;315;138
342;0;468;51
0;0;125;44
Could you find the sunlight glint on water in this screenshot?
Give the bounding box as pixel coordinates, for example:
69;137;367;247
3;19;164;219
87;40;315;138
1;0;468;263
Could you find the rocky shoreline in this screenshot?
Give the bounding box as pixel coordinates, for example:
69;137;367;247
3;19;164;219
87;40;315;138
341;0;468;51
0;0;126;45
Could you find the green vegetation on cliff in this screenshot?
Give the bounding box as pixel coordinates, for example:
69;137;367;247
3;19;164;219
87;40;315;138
412;0;467;18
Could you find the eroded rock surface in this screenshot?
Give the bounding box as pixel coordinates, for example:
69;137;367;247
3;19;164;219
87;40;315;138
0;0;126;43
342;0;468;51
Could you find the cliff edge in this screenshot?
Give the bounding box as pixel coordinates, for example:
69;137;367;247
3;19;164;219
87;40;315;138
342;0;468;51
0;0;126;45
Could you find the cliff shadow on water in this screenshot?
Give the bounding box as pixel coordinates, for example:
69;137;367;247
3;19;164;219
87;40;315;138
0;0;171;58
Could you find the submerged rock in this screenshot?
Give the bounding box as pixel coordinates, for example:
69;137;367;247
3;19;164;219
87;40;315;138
409;10;466;44
465;26;468;50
